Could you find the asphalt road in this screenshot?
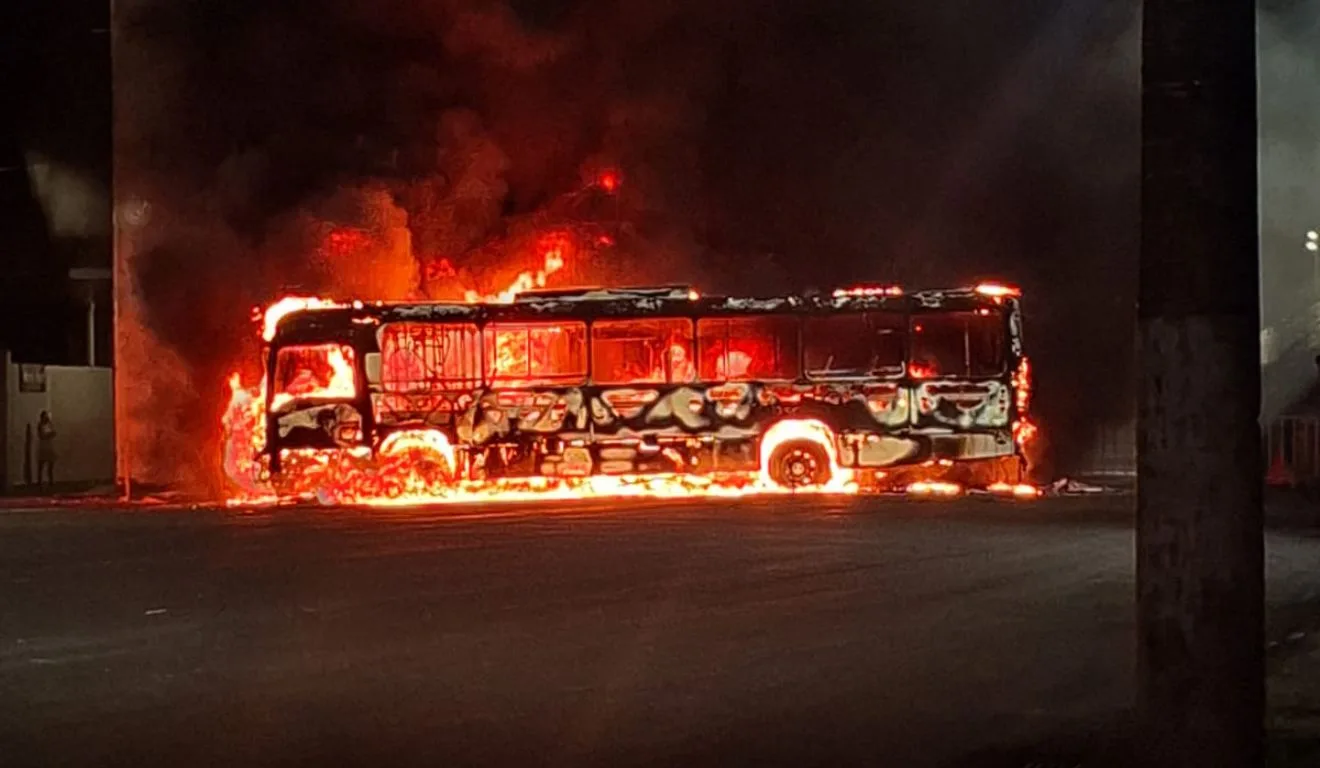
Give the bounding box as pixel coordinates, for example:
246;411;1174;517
1;495;1318;767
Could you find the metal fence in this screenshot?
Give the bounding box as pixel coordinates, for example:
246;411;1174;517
1075;421;1137;478
1070;416;1320;487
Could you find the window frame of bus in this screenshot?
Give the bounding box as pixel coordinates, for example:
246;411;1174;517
271;343;358;410
907;309;1007;379
590;317;696;386
803;311;907;380
484;321;588;387
696;315;801;382
377;322;483;392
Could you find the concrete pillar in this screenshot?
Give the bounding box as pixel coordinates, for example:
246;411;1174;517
1138;2;1264;766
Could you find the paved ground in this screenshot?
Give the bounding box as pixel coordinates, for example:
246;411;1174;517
1;494;1318;767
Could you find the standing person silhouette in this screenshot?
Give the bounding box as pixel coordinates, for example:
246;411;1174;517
36;411;56;487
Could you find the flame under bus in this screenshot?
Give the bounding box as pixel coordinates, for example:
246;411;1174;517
260;284;1031;499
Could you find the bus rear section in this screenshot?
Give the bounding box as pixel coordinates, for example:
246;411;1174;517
256;285;1030;500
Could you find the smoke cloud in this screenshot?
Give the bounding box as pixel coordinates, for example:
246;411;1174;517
116;0;1146;487
1259;0;1320;419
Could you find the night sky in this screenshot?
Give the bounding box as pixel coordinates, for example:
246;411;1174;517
5;0;1313;481
2;0;111;363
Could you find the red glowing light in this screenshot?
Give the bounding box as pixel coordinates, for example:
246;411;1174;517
974;283;1020;298
598;170;620;193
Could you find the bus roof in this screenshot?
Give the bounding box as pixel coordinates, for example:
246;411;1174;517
268;284;1020;345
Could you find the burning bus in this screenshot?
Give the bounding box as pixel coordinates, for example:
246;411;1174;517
225;283;1035;503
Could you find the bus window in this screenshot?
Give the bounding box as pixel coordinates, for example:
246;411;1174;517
272;344;356;411
379;323;481;392
592;318;695;385
968;312;1005;376
909;311;1005;378
697;316;800;382
804;312;905;379
487;322;587;386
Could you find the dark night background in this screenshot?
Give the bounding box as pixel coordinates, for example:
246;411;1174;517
1;0;1315;484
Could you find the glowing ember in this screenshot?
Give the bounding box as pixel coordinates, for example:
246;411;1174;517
597;170;621;193
242;457;856;509
906;480;963;497
987;482;1042;499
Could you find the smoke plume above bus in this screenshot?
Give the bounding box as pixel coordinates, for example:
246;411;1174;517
115;0;1142;489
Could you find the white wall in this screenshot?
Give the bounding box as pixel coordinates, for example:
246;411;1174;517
5;354;114;488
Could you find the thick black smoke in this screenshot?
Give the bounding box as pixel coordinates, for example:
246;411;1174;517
116;0;1143;485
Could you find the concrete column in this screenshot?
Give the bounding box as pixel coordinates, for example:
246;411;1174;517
1139;2;1264;766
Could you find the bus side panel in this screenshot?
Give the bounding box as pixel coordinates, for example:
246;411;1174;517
458;379;933;476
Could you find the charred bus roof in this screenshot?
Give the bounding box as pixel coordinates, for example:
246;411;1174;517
269;284;1021;346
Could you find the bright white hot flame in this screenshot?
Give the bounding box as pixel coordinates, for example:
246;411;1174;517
261;296;347;342
757;418;855;492
907;480;963;497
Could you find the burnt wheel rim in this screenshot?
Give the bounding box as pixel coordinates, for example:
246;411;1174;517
782;448;820;486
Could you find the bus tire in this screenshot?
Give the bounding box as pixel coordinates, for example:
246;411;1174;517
768;439;832;489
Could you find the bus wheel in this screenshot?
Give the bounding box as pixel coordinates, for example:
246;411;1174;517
768;440;832;489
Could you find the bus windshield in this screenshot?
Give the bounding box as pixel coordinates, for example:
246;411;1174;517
271;344;357;411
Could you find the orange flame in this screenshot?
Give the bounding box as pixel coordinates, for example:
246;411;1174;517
268;345;356;412
225;237;580;502
463;237;568;304
906;480;963;497
1010;356;1037;451
261;296;347;342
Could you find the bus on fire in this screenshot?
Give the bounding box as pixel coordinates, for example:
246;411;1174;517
257;283;1032;497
